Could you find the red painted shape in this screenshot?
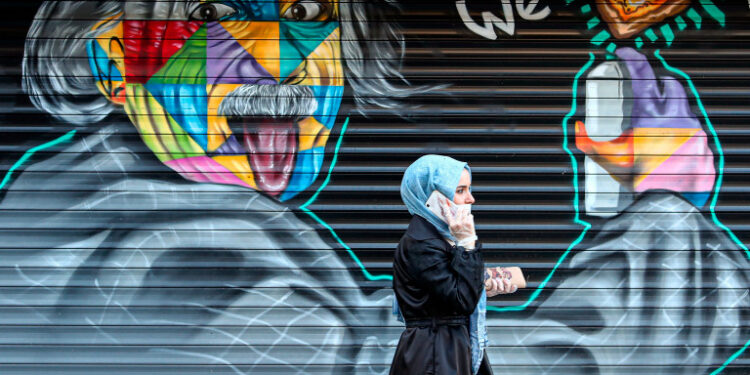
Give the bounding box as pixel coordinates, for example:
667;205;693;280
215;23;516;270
124;20;203;83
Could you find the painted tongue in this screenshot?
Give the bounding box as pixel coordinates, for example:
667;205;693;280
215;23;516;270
242;118;297;195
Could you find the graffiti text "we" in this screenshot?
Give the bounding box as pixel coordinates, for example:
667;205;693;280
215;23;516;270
456;0;550;39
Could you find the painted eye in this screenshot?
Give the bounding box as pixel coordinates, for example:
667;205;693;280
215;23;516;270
189;3;237;21
282;1;328;21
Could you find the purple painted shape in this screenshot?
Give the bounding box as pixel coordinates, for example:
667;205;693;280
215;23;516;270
616;47;701;129
211;135;245;156
636;130;715;193
165;156;252;188
206;22;277;85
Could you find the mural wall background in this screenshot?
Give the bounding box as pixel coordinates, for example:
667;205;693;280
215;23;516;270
0;0;748;374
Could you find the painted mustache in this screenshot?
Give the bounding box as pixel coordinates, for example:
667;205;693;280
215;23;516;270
217;85;319;120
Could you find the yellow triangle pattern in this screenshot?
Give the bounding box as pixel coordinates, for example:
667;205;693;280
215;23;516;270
633;127;699;187
220;21;281;82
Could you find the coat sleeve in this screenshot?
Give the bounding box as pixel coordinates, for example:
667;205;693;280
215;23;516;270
406;238;485;315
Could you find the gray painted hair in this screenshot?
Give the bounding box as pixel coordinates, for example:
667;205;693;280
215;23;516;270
23;1;422;125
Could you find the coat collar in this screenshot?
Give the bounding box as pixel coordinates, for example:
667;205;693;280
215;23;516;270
406;214;443;240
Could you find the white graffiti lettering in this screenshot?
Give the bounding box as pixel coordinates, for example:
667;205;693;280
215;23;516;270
456;0;551;40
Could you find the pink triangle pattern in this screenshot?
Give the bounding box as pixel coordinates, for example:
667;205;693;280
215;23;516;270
635;130;715;193
164;156;252;188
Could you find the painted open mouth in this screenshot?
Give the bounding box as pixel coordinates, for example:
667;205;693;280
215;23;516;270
227;116;298;196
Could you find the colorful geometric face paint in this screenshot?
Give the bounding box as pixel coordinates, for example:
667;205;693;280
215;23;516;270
90;0;344;200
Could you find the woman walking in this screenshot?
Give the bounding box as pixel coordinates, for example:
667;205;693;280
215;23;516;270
389;155;515;375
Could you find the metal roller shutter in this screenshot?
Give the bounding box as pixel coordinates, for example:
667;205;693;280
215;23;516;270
0;1;747;374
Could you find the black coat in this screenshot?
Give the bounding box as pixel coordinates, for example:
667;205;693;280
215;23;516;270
389;215;493;375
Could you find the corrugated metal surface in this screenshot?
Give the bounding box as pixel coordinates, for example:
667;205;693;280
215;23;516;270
0;1;748;374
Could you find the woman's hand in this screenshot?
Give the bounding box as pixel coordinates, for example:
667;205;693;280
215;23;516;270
441;198;476;249
484;267;518;297
485;277;517;297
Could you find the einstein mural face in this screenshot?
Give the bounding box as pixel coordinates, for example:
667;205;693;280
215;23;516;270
88;1;344;200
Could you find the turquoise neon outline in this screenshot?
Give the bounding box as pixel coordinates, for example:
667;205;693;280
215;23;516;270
655;48;750;374
299;117;393;282
488;52;596;312
0;130;77;190
299;117;350;211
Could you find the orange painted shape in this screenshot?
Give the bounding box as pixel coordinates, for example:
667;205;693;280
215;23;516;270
612;0;669;21
96;81;127;105
219;22;281;82
575;121;634;169
211;155;258;190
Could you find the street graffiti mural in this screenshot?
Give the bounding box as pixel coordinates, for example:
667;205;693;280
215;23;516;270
10;0;416;373
0;0;748;374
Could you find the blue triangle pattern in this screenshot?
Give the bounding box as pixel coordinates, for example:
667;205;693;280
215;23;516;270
87;41;123;81
143;83;209;150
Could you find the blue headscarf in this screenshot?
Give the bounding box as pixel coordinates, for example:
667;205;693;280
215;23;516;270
395;154;488;375
400;154;470;242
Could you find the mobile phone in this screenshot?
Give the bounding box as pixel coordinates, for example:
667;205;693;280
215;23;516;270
425;190;471;223
425;190;450;222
